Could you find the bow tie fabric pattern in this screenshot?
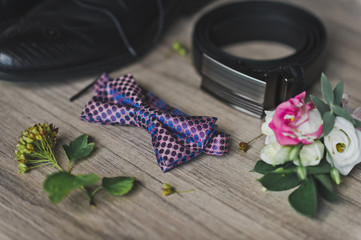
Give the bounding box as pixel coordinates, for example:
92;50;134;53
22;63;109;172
81;73;230;172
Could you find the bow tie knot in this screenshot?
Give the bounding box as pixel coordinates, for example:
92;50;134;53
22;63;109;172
81;73;230;172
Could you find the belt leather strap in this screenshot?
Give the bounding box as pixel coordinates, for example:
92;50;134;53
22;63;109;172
192;1;327;118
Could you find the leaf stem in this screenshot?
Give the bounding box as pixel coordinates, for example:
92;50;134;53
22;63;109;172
325;147;335;168
28;163;51;169
273;167;297;174
81;186;96;206
291;145;307;180
325;147;341;184
29;152;48;159
27;159;50;163
53;162;63;171
248;134;263;144
176;189;195;194
91;186;103;197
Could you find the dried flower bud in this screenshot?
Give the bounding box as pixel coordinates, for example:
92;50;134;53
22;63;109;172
18;162;29;174
161;183;194;196
171;41;188;56
239;142;249;152
23;136;33;144
161;183;175;196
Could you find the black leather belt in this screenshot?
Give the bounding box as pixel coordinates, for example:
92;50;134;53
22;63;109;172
192;1;327;118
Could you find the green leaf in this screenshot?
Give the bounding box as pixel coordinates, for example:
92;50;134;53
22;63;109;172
333;81;344;106
310;95;330;116
102;177;135;196
323;111;335;136
43;172;98;204
258;173;300;191
321;73;334;105
63;134;94;164
75;174;99;186
272;167;297;174
288;177;317;218
306;159;332;174
251;160;279;174
332;105;354;123
354;119;361;128
314;174;338;202
318;183;338;203
314;174;333;191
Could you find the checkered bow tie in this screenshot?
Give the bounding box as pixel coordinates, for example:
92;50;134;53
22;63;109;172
81;73;230;172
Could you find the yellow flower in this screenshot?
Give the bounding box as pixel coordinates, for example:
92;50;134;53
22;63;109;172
15;123;59;173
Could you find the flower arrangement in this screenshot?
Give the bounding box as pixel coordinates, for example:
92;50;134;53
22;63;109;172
252;73;361;217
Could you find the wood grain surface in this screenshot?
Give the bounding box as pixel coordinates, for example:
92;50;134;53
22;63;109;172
1;0;361;239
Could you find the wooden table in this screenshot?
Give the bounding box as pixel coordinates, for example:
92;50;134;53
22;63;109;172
1;0;361;239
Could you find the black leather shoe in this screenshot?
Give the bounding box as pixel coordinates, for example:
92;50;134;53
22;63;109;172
0;0;42;32
0;0;206;81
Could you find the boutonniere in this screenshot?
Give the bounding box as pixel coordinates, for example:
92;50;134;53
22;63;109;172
252;73;361;218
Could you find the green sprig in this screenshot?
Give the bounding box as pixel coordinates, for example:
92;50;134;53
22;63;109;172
312;73;359;136
43;173;136;205
15;124;136;206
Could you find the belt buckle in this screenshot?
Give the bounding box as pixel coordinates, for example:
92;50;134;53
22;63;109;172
201;54;296;118
263;67;296;109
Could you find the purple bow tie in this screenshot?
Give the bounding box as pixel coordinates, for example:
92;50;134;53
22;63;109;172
80;73;230;172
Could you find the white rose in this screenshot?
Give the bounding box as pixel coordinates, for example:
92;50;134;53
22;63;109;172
260;141;292;165
265;134;276;145
293;140;324;166
324;117;361;175
261;110;275;136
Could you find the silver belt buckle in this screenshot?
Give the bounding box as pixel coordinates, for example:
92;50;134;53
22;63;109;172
201;54;295;118
201;54;266;118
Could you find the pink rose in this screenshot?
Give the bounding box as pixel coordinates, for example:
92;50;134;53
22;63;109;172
269;92;323;145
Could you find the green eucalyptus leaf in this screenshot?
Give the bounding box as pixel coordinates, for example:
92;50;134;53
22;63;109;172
288;177;317;218
332;105;354;123
63;134;94;164
333;81;344;106
310;95;330;116
321;73;334;105
251;160;279;174
43;172;99;204
306;159;332;174
102;177;135;196
314;174;338;202
354;119;361;128
323;111;335;136
258;173;300;191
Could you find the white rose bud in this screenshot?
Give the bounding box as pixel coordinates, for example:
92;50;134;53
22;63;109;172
293;140;324;166
260;141;292;165
324;117;361;175
261;110;275;136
